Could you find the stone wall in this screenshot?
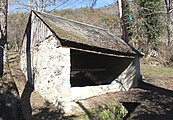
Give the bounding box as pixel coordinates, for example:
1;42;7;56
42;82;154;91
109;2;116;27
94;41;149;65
20;12;71;104
32;38;71;104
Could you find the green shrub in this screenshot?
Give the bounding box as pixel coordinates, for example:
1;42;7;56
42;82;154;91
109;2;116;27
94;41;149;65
85;100;125;120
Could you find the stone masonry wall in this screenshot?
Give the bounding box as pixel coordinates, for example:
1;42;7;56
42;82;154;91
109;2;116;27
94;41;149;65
20;12;71;104
32;38;71;104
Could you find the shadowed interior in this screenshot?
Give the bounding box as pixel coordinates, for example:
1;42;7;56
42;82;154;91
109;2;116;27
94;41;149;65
70;49;133;87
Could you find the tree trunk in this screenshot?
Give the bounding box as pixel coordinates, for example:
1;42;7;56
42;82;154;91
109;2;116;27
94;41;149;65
0;0;7;78
118;0;129;43
165;0;171;46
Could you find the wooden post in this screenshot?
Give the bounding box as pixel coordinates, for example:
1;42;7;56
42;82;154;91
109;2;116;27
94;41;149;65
118;0;129;43
0;0;7;77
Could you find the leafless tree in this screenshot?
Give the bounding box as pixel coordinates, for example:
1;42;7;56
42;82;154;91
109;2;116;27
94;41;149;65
10;0;72;11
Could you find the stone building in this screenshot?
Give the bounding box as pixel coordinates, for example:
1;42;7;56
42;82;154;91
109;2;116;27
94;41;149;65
20;10;142;106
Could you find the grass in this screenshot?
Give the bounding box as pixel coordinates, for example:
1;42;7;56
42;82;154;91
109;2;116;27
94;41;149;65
141;64;173;79
84;100;125;120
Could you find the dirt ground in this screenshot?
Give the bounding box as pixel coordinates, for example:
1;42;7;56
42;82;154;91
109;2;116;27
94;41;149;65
7;51;173;120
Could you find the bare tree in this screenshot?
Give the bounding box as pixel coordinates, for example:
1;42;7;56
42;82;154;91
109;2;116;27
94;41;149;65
11;0;71;11
0;0;8;77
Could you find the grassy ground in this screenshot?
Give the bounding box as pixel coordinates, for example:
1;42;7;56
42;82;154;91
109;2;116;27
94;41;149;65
141;64;173;79
141;63;173;91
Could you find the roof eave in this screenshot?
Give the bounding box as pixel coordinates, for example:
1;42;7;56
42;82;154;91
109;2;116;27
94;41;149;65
60;39;137;57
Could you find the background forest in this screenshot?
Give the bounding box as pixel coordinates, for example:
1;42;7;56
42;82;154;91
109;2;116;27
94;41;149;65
7;0;173;65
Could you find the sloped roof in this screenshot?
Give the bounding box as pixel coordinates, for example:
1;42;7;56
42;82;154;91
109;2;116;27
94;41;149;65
33;11;136;56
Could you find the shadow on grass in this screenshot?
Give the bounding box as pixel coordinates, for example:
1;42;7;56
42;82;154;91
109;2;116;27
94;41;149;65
128;81;173;120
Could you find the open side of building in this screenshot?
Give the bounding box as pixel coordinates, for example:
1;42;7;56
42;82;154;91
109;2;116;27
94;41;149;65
20;10;142;107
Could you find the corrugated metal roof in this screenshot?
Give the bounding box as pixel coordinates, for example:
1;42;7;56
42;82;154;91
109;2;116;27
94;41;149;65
33;11;136;55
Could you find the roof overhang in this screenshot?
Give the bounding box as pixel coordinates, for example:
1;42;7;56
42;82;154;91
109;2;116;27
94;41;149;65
60;39;137;58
